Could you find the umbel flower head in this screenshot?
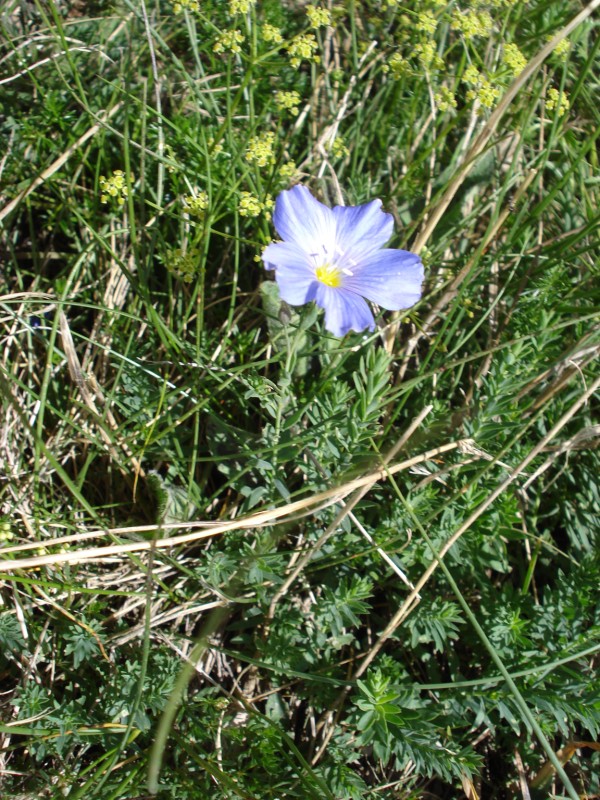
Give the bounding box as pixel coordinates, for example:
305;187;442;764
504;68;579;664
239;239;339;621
261;185;424;336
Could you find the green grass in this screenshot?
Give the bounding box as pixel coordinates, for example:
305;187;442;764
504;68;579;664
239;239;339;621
1;0;599;798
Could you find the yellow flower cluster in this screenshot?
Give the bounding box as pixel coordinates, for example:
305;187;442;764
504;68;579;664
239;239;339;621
208;137;224;156
279;162;298;182
434;86;458;112
172;0;199;12
245;131;276;167
416;11;437;34
462;63;481;85
166;248;200;283
183;191;209;218
0;520;13;542
238;191;273;218
550;36;570;62
262;24;283;44
546;87;570;116
462;65;499;109
287;34;320;68
384;52;411;79
275;90;302;115
466;78;500;109
451;10;493;39
415;41;443;71
419;245;433;268
213;30;244;55
330;138;349;158
100;170;131;205
229;0;255;13
503;43;527;76
306;5;332;28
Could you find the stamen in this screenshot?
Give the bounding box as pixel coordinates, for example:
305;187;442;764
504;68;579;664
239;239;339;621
335;244;357;265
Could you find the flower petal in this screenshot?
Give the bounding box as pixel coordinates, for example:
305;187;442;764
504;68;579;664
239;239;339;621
315;284;375;336
332;199;394;263
262;241;313;272
273;185;336;255
344;249;424;310
262;242;318;305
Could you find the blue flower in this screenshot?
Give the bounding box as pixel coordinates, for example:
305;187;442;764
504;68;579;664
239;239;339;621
261;185;424;336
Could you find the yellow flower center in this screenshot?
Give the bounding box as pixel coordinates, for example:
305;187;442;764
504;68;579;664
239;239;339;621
315;263;342;288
